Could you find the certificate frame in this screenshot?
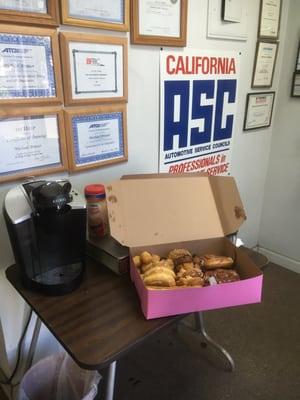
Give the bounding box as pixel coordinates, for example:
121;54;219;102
252;40;279;88
64;104;128;172
130;0;188;47
61;0;129;32
291;73;300;97
243;91;275;131
0;24;63;105
0;0;59;26
0;106;68;183
258;0;282;40
295;40;300;71
60;32;128;106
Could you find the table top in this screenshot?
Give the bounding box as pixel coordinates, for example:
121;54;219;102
6;247;268;371
6;259;181;371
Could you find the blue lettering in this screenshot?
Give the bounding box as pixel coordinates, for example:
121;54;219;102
190;80;214;145
214;79;236;141
164;80;189;151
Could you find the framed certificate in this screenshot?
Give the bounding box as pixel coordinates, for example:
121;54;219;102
0;107;68;183
131;0;188;47
291;73;300;97
295;41;300;71
222;0;243;23
243;92;275;131
0;0;59;26
64;105;128;172
60;32;128;106
61;0;129;31
252;41;278;88
258;0;281;40
0;25;63;105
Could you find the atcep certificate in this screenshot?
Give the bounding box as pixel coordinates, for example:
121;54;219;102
139;0;181;38
245;93;274;129
253;42;277;87
0;0;47;13
72;112;124;166
0;34;56;99
69;41;123;100
0;115;61;175
68;0;124;23
260;0;280;38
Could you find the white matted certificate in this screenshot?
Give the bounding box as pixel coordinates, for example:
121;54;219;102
64;105;128;171
291;73;300;97
72;113;124;166
139;0;181;38
0;115;61;176
70;44;121;97
296;43;300;71
131;0;187;46
0;0;47;13
243;92;275;130
60;32;127;105
252;41;278;88
259;0;281;39
0;33;56;99
68;0;124;24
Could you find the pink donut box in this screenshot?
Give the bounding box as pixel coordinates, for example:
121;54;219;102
106;174;263;319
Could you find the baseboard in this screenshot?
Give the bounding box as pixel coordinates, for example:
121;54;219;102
257;246;300;274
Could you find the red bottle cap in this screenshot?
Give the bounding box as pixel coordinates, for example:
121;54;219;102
84;184;106;196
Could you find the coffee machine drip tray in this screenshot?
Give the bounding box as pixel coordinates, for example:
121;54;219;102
31;263;84;295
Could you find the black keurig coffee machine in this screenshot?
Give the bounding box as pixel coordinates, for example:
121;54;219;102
3;180;86;295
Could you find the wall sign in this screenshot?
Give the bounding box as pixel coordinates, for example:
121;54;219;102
159;49;240;175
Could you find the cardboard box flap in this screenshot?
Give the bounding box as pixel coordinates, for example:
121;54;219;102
106;175;237;247
209;176;246;235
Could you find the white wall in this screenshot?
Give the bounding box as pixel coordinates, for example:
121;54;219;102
258;0;300;273
0;0;291;375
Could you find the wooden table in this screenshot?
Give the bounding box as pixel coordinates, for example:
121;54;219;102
6;259;182;371
6;248;268;399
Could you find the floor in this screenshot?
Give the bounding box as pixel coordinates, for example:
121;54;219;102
115;263;300;400
0;389;5;400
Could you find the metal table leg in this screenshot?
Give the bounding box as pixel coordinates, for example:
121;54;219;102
176;312;235;372
23;315;42;373
105;361;117;400
97;361;117;400
193;312;235;372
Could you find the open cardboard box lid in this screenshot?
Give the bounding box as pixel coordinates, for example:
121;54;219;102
105;174;246;247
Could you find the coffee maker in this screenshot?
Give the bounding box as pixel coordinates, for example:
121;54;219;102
4;180;86;295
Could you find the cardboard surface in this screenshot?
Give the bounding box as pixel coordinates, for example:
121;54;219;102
106;174;245;247
106;174;260;319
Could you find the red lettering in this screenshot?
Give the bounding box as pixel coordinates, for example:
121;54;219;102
166;55;176;74
210;57;217;74
228;58;236;74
